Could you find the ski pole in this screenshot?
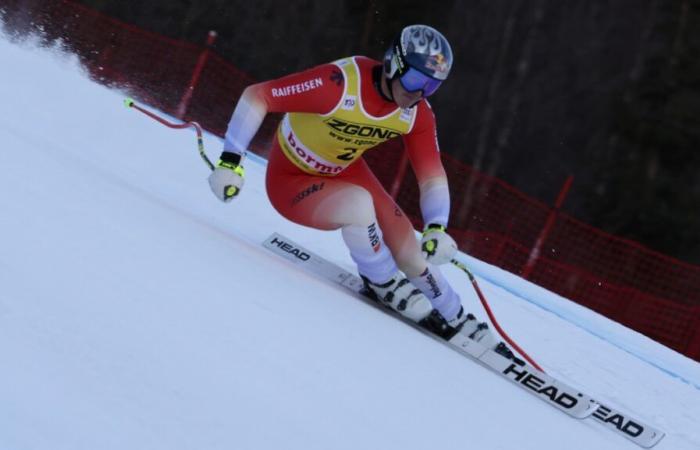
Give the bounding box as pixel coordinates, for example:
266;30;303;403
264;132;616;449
451;258;544;372
123;98;215;171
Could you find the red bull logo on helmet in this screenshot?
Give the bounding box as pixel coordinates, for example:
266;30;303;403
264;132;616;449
426;53;449;76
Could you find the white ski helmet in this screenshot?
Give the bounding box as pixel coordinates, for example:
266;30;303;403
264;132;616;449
383;24;453;96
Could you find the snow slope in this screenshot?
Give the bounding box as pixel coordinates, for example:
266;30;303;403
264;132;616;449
1;32;699;450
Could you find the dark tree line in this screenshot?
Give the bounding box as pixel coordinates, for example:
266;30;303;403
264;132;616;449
4;0;699;264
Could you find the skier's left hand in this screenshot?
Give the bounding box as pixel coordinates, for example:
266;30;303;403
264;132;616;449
421;224;458;265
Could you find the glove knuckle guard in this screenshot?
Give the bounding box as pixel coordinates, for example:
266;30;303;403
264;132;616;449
208;165;244;202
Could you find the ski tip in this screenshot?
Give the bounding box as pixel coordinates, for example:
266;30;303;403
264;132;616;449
124;97;135;108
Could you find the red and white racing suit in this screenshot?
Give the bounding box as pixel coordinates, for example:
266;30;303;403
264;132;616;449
224;55;461;320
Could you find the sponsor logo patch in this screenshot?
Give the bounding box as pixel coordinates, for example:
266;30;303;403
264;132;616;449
281;117;344;175
324;118;401;140
422;268;442;299
399;108;413;123
341;95;357;110
271;77;324;97
330;69;344;86
502;364;581;410
367;223;381;252
593;405;645;438
425;53;449;75
291;182;325;205
268;236;311;261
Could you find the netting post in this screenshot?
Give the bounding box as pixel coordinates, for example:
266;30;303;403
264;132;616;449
522;175;574;279
177;30;218;119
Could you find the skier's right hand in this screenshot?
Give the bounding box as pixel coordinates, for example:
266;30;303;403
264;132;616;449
208;152;245;202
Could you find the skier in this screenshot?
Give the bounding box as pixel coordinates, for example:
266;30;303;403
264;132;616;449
208;24;518;360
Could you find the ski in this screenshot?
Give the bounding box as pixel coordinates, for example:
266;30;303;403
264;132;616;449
590;402;665;448
262;233;665;448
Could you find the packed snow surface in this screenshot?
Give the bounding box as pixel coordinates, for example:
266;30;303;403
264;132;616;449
1;32;699;450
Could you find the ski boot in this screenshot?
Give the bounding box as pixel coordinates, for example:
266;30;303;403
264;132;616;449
361;273;433;322
422;307;525;366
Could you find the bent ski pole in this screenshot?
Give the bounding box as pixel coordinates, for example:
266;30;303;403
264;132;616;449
124;98;215;171
451;259;544;372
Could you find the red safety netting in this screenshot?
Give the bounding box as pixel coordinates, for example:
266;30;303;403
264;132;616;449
5;0;699;360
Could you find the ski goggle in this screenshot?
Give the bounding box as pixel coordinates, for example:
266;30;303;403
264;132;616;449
398;67;443;97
